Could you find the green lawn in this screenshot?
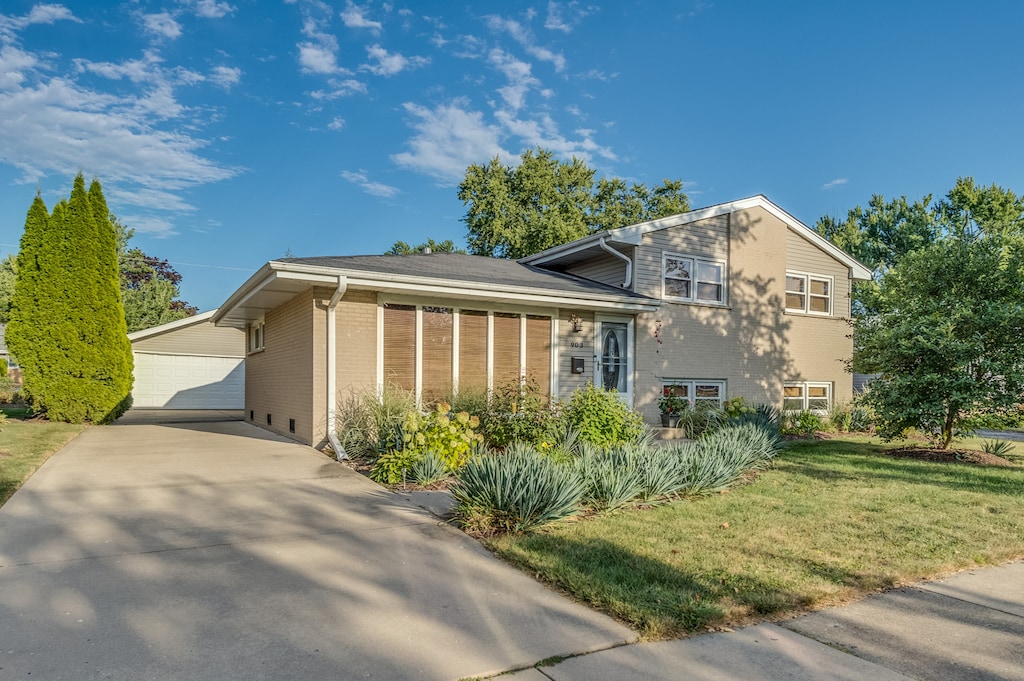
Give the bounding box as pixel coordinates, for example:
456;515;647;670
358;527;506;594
486;435;1024;639
0;420;86;506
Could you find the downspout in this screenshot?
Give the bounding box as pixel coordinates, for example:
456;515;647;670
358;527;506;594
327;275;348;460
598;237;633;289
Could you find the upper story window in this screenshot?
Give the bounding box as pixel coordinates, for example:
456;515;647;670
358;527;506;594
248;319;265;353
663;252;726;305
785;272;832;315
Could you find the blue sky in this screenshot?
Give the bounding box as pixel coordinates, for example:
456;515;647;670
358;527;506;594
1;1;1022;312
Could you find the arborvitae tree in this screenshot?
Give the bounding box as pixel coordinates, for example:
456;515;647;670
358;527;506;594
6;194;50;404
7;175;133;423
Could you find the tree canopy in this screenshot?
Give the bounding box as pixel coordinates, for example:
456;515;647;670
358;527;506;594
114;218;197;332
385;238;465;255
458;148;689;259
819;177;1024;447
7;175;133;423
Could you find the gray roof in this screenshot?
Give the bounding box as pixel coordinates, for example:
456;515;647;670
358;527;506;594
277;253;653;300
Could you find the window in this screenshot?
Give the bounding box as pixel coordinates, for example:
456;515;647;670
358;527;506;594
785;272;832;315
663;253;726;305
662;379;725;407
783;382;831;412
248;320;264;353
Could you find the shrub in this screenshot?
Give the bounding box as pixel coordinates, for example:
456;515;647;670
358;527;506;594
562;382;644;448
336;385;416;459
632;446;687;501
369;448;421;485
451;448;585;534
782;410;825;436
676;401;724;439
482;377;557;447
721;396;755;419
0;377;16;405
827;402;853;432
447;387;489;420
400;402;484;473
848;402;875;432
410;450;449;486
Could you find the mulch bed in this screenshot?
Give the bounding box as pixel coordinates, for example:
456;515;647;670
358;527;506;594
886;447;1017;467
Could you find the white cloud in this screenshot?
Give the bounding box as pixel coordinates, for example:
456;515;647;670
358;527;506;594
362;44;428;76
488;48;539;112
341;169;399;198
0;3;81;40
0;45;39;88
327;116;345;130
209;65;241;90
392;100;510;183
116;213;178;237
823;178;848;190
340;1;382;34
299;39;341;74
188;0;236;19
485;15;566;72
310;78;367;99
142;12;183;40
75;51;164;84
494;109;615;163
544;1;595;33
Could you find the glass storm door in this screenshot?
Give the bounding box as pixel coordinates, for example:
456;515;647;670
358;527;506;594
595;318;633;406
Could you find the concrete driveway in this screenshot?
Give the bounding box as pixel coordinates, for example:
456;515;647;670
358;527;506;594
0;415;635;680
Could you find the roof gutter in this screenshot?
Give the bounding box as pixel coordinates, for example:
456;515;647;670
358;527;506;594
598;237;632;289
326;275;348;460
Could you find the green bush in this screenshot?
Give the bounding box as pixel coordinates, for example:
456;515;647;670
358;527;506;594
0;376;16;405
981;439;1014;458
451;448;585;534
482;377;557;447
672;422;782;495
369;448;420;485
447;387;489;421
401;402;484;472
848;402;875;432
827;402;853;432
562;382;644;448
721;396;755;419
782;410;825;436
676;401;725;439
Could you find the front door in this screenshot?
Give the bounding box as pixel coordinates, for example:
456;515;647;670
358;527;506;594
594;317;633;406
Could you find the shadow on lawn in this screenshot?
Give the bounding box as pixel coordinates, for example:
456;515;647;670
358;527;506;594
495;535;810;638
779;441;1024;497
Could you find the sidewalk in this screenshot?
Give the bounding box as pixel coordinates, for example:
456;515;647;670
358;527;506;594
495;560;1024;681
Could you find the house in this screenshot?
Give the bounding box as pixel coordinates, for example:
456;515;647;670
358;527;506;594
0;324;23;387
129;310;245;409
213;195;872;447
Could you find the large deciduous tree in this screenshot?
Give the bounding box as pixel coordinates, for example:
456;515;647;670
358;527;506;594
385;238;466;255
7;175;134;423
853;237;1024;448
458;148;689;259
114;217;197;332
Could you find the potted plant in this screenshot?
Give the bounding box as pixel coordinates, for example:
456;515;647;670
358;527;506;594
658;389;687;428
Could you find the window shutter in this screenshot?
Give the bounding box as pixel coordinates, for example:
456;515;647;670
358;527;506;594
458;310;488;393
422;307;453;403
383;304;416;392
525;315;551;399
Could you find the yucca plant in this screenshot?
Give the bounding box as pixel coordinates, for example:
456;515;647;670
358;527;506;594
574;447;646;511
981;438;1014;458
411;450;449;486
632;446;686;501
451;449;585;534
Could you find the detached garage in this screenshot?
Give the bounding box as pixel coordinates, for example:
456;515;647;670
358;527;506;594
129;310;245;409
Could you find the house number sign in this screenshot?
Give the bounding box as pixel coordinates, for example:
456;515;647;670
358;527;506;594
569;341;585;348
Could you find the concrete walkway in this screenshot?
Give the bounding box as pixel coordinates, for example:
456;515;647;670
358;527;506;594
0;416;634;680
499;560;1024;681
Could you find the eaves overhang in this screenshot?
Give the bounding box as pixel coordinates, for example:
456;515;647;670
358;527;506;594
213;261;660;328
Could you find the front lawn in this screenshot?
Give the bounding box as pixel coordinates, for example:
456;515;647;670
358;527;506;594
0;420;86;506
486;435;1024;639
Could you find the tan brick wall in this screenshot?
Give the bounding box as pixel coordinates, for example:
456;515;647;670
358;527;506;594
631;205;854;422
245;289;315;443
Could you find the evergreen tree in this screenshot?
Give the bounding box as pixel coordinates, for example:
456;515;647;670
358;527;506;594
7;175;133;423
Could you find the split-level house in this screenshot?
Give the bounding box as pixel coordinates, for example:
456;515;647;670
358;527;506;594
213;195;872;447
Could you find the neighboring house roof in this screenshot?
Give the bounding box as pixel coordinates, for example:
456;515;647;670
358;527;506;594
521;194;875;281
214;254;660;328
127;309;219;342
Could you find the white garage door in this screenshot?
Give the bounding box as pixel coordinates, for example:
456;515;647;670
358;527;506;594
133;353;245;409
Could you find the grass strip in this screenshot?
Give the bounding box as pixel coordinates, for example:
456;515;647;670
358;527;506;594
486;435;1024;639
0;420;86;506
